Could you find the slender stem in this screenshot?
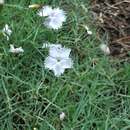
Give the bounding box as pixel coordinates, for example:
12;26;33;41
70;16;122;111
4;4;28;10
2;79;13;113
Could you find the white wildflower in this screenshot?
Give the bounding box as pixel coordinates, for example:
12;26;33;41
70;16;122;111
60;112;65;121
2;24;12;41
83;25;92;35
38;6;66;29
100;43;110;55
44;45;73;77
9;44;24;54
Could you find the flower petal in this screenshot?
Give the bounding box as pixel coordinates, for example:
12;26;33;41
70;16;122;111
53;64;65;77
9;44;24;53
44;18;63;30
44;56;57;69
50;8;66;22
60;47;71;58
60;58;73;69
3;24;12;34
37;6;53;17
2;24;12;40
49;46;71;59
43;7;66;29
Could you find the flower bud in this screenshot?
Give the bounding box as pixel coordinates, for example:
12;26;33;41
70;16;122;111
28;4;41;9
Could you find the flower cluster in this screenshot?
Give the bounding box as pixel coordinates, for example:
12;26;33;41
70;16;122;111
2;24;24;54
1;4;96;77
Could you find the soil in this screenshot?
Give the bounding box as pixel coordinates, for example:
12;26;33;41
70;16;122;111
91;0;130;58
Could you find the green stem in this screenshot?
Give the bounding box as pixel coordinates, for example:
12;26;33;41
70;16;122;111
4;4;28;10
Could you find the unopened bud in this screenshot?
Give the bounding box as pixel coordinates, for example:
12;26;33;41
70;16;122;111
28;4;41;9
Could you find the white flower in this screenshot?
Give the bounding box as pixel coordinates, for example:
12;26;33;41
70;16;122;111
100;44;110;55
2;24;12;40
9;44;24;54
44;45;73;77
38;6;66;29
83;25;92;35
37;6;53;17
44;8;66;29
60;112;65;121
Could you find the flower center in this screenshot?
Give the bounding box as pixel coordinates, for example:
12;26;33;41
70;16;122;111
56;57;61;62
50;12;58;18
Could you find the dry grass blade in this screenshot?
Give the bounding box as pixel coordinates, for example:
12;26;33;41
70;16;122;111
91;0;130;58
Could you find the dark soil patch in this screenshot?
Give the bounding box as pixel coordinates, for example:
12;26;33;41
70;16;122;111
91;0;130;58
